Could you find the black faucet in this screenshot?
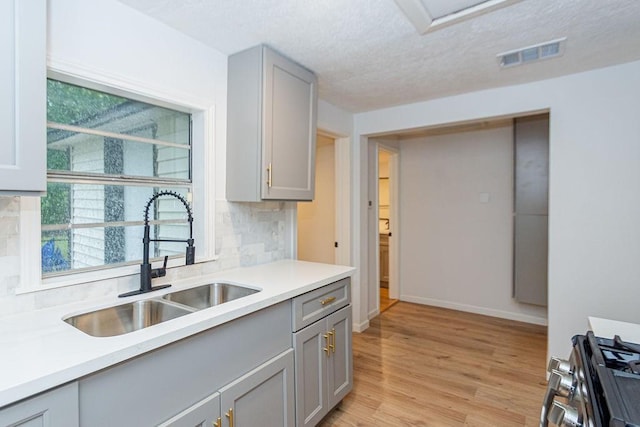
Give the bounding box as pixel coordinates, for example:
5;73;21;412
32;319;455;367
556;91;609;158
119;191;195;298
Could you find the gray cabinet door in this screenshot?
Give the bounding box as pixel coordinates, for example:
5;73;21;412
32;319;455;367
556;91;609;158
158;392;220;427
219;349;295;427
0;0;46;195
326;306;353;409
262;47;317;201
293;319;328;427
293;305;353;427
0;382;78;427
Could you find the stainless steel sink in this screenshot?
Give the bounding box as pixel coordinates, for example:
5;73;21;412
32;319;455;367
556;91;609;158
162;282;260;310
64;299;194;337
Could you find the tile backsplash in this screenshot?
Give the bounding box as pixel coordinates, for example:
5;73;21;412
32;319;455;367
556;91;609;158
0;196;290;318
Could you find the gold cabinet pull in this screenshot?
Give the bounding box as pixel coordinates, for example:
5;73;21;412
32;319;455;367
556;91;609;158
213;417;222;427
323;333;330;356
267;163;272;188
320;296;336;306
225;408;234;427
331;328;336;353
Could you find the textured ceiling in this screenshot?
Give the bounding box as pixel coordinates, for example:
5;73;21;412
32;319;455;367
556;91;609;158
117;0;640;113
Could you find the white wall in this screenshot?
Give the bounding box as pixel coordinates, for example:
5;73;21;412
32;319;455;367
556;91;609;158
353;59;640;359
318;100;353;136
399;125;546;324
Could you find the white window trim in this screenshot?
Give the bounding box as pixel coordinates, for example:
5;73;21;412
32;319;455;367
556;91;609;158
17;61;217;294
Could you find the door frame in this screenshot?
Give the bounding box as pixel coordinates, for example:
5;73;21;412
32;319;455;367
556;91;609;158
382;144;399;301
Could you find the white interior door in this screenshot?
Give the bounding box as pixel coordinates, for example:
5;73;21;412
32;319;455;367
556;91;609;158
297;134;336;264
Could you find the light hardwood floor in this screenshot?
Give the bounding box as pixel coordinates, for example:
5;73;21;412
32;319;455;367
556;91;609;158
319;302;547;426
380;287;399;313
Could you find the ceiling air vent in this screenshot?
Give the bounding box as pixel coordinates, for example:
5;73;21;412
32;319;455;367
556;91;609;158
498;38;566;68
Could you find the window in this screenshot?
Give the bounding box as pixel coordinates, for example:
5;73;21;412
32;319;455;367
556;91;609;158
42;79;193;276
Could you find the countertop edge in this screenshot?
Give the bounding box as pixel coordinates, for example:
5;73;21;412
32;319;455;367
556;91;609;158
588;316;640;344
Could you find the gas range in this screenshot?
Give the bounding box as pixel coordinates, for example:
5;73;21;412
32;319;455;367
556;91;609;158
541;331;640;427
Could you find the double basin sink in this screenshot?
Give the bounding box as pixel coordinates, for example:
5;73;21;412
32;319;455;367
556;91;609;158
64;283;260;337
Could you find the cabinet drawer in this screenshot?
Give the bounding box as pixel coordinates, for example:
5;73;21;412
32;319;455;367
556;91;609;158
292;278;350;331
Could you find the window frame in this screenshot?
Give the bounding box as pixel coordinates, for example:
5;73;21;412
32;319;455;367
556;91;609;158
17;69;216;293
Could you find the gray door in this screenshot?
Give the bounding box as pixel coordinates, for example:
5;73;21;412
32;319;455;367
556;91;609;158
326;306;353;408
293;319;328;427
513;115;549;306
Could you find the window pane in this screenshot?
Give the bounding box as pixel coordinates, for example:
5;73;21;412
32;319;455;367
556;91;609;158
44;79;193;277
46;129;190;180
47;79;190;146
41;183;191;275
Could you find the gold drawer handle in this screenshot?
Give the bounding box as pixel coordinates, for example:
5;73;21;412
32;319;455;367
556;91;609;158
323;333;330;356
267;163;272;188
213;417;222;427
331;328;336;353
320;296;336;306
225;408;234;427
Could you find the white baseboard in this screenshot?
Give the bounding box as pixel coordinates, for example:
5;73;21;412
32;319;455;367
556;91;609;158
401;295;548;326
352;318;370;333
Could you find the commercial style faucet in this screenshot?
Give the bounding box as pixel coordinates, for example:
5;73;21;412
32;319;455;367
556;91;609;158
119;191;195;297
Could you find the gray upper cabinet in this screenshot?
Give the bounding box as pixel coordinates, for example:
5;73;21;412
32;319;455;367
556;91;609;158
227;45;317;201
0;0;47;195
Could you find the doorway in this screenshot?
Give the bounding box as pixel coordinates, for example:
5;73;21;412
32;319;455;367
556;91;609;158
297;134;336;263
378;148;397;312
368;141;399;316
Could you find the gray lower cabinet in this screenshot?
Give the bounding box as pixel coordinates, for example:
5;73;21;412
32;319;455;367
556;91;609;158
159;349;294;427
79;302;291;427
0;382;78;427
293;306;352;427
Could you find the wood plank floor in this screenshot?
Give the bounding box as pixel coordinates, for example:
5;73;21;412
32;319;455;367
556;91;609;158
319;302;548;426
380;287;399;313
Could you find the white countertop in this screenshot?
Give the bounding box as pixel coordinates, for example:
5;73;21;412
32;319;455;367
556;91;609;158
589;316;640;344
0;260;355;408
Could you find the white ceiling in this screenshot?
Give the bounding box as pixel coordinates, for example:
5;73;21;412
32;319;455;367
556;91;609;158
117;0;640;113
